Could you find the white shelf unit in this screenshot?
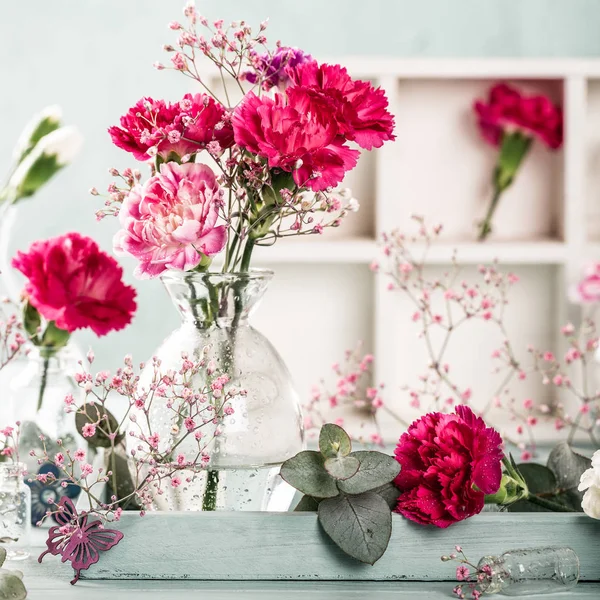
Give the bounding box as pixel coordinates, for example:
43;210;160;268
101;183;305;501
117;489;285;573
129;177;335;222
217;59;600;444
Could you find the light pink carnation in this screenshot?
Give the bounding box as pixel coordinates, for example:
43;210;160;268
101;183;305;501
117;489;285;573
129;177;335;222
573;264;600;304
114;162;226;279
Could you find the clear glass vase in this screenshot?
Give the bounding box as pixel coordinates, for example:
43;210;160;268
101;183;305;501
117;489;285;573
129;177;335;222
7;345;82;482
477;547;580;596
0;463;31;560
134;269;304;511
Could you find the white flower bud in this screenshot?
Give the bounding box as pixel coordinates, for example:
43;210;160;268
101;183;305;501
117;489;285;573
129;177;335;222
13;105;62;163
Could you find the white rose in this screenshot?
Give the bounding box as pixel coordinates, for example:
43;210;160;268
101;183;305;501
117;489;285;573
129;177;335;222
579;449;600;519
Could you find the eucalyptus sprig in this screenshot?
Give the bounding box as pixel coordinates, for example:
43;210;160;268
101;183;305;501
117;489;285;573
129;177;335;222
0;547;27;600
280;423;400;565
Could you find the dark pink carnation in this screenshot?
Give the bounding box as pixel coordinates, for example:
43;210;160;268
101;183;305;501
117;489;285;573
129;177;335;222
394;405;503;528
474;83;563;149
114;162;226;278
12;233;137;337
233;90;359;192
287;62;396;150
108;94;234;161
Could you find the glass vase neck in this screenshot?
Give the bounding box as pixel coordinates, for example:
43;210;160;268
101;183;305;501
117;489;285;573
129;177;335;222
161;270;274;329
0;463;26;483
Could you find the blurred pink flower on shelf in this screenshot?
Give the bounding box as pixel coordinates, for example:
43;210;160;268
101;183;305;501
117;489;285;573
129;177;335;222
12;232;137;336
572;264;600;304
473;83;563;240
474;83;563;150
113;162;226;278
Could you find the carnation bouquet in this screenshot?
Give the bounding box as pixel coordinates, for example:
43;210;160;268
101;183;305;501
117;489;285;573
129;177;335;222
98;10;395;279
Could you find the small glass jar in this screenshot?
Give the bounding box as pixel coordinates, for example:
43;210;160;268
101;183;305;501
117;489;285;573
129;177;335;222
8;345;82;476
0;463;31;560
477;547;579;596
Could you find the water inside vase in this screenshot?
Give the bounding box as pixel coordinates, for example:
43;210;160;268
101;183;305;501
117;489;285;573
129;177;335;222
160;465;295;511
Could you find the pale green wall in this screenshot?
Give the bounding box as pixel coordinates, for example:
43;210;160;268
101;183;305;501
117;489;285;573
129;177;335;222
1;0;599;372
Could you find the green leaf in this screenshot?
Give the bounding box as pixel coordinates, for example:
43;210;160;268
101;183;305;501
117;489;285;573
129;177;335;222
75;403;124;449
22;302;41;340
508;462;583;513
319;424;352;459
12;152;62;201
294;495;321;512
507;463;556;512
371;482;400;509
547;442;592;495
0;547;5;568
0;571;27;600
324;455;360;480
39;321;70;351
495;131;532;191
318;492;392;565
280;451;339;499
517;463;557;495
337;451;401;495
106;447;141;509
14;110;61;164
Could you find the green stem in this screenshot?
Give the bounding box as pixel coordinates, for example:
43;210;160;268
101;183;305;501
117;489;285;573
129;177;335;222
202;469;220;511
37;355;50;412
526;494;577;513
478;187;502;241
240;238;255;273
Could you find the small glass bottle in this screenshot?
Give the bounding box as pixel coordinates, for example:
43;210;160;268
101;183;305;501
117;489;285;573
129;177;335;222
0;463;31;560
477;547;579;596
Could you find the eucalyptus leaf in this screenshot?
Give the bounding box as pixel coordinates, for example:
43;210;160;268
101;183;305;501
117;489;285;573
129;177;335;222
319;424;352;459
371;482;400;509
547;442;592;495
106;448;141;509
280;451;339;498
324;455;360;480
318;492;392;565
75;403;124;449
294;495;321;512
0;571;27;600
508;462;556;513
337;451;401;495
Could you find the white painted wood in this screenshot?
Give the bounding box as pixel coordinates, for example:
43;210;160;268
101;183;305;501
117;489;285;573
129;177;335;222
74;512;600;581
376;264;557;440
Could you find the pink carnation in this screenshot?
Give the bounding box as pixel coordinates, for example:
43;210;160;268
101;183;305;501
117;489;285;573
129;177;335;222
114;162;226;278
394;405;503;528
108;94;234;161
287;62;396;150
12;233;137;337
474;83;563;149
233;90;359;192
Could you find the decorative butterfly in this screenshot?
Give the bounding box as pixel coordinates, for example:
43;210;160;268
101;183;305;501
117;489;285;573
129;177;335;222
38;496;124;585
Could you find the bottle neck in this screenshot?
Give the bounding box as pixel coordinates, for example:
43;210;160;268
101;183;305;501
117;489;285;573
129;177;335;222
0;462;26;485
162;270;273;331
477;555;508;594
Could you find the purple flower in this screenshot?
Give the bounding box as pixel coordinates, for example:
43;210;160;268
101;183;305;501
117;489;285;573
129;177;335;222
38;497;124;585
244;46;313;90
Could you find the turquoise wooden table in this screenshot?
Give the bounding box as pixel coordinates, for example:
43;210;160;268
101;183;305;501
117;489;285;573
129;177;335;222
18;516;600;598
19;560;600;599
